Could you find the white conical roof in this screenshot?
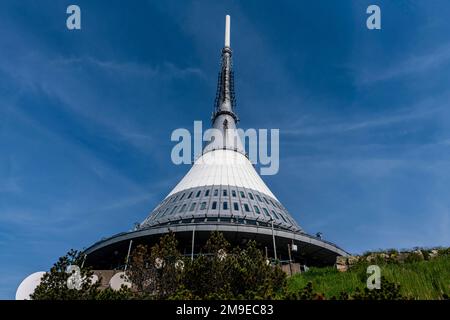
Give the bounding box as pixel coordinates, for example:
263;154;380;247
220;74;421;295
167;149;277;200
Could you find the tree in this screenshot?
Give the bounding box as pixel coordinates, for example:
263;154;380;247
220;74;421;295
228;240;286;299
127;232;184;299
181;232;287;299
32;249;99;300
32;249;134;300
182;231;233;299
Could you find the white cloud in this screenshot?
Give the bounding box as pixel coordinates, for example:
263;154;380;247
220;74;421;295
357;43;450;85
282;94;445;138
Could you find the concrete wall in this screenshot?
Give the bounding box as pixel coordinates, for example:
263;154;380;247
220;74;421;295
280;263;302;276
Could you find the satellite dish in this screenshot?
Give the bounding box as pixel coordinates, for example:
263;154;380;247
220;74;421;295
109;272;132;291
154;258;164;269
175;260;185;271
16;271;46;300
217;249;227;261
88;274;99;284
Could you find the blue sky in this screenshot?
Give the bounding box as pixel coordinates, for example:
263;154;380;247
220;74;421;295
1;0;450;299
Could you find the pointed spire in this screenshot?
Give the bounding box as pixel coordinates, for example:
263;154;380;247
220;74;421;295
204;15;244;154
212;15;238;126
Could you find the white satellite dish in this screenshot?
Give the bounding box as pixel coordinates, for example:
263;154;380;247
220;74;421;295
16;271;46;300
89;274;99;284
217;249;227;261
109;272;132;291
81;274;99;285
175;260;185;271
154;257;164;269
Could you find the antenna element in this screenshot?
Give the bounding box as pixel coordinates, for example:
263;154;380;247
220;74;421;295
225;15;231;47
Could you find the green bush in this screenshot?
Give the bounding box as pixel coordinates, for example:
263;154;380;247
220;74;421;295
33;232;287;300
287;254;450;300
32;238;450;300
167;231;286;299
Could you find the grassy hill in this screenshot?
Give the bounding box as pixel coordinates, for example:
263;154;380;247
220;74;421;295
287;254;450;299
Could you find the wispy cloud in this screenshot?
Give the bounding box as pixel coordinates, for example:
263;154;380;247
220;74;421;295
98;192;157;212
357;43;450;85
3;105;144;190
0;177;21;194
52;56;205;80
283;97;443;137
0;44;204;158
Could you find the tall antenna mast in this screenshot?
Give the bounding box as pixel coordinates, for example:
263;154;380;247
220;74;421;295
212;14;238;126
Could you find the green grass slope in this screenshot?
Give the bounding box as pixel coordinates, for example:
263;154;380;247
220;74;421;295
287;255;450;299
